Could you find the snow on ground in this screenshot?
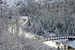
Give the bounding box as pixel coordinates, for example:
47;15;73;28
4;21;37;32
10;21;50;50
55;39;68;44
67;40;75;48
55;39;75;49
43;41;58;48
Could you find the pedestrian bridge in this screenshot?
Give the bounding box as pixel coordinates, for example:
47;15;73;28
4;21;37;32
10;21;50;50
43;36;75;41
41;36;75;49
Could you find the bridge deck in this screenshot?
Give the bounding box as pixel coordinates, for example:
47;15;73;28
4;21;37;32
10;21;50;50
46;36;75;40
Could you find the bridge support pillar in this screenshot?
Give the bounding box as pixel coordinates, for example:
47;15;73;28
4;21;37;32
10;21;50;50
64;45;68;50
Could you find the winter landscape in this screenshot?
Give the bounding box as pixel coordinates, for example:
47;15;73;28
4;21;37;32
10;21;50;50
0;0;75;50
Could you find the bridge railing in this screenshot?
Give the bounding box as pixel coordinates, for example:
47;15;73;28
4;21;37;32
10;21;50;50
45;36;75;40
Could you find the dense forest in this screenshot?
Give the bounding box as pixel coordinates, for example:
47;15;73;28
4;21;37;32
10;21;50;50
0;0;75;50
0;0;75;36
16;0;75;36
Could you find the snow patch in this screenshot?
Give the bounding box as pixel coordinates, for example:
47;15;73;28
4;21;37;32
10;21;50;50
67;40;75;48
